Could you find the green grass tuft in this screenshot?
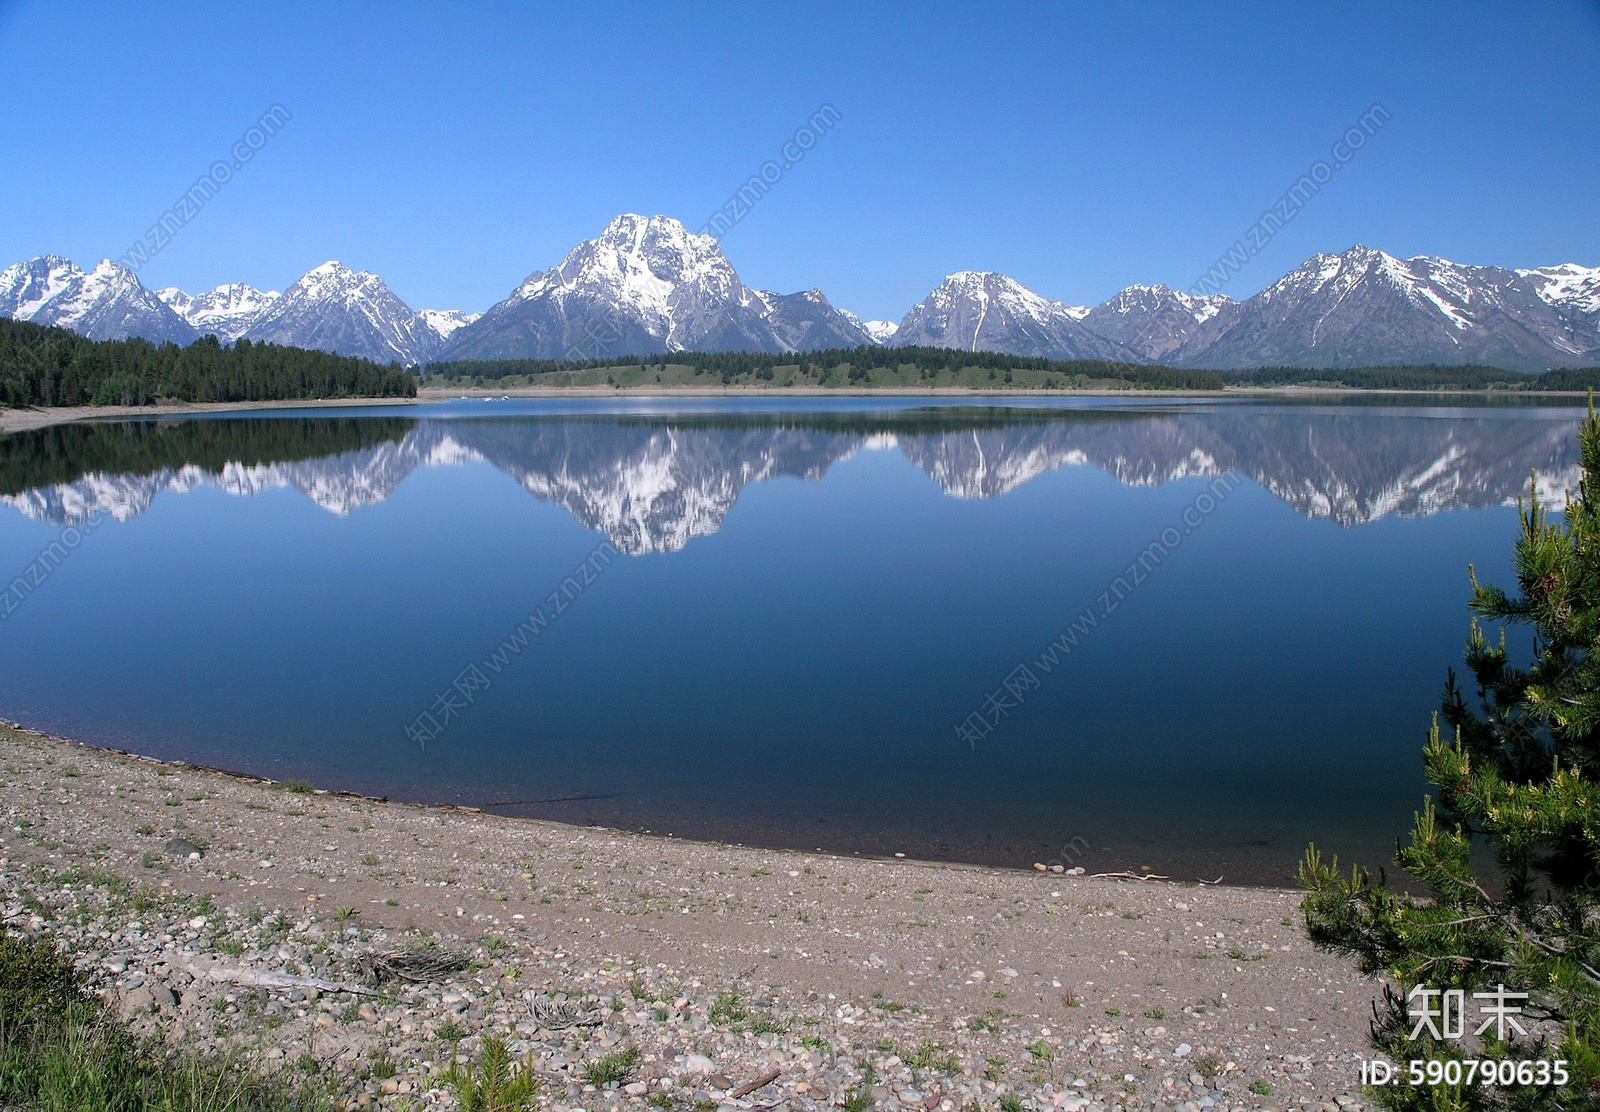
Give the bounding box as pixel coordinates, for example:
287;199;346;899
708;992;747;1026
582;1046;640;1087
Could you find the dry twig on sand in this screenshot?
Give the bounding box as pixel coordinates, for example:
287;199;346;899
527;997;603;1029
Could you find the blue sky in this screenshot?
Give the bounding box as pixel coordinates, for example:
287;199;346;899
1;1;1596;320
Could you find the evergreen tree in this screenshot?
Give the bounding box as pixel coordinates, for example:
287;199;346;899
1300;410;1600;1109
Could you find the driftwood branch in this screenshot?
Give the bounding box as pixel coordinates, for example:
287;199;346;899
182;964;376;996
730;1069;782;1099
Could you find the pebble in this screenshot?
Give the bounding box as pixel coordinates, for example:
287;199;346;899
164;838;203;859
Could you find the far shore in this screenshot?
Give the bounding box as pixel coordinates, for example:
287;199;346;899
2;382;1589;435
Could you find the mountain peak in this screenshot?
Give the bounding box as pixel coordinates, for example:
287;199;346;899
243;261;445;364
1082;283;1238;361
445;213;871;359
1188;245;1600;371
418;308;481;340
0;256;84;320
895;270;1131;359
597;212;707;244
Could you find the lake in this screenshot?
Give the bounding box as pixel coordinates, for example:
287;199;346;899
0;395;1582;883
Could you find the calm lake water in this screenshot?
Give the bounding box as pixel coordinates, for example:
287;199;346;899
0;396;1583;883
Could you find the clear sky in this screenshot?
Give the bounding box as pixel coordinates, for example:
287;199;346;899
1;1;1596;321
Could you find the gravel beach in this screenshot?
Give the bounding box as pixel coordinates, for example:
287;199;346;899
0;720;1381;1112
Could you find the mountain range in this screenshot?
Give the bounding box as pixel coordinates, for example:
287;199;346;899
3;410;1581;553
3;215;1596;372
0;256;480;366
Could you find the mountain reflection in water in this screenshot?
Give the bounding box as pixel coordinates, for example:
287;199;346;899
1;406;1582;552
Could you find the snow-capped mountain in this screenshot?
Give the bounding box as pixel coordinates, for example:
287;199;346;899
1168;246;1599;373
891;271;1134;361
157;282;280;342
0;256;472;364
863;320;899;344
1081;285;1238;363
241;261;449;365
0;256;198;345
438;215;874;361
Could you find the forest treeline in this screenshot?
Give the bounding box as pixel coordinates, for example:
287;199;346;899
0;318;416;408
424;347;1600;392
1230;363;1600;390
424;347;1224;390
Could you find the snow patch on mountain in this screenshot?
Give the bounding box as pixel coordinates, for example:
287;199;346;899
1519;264;1600;317
418;309;481;340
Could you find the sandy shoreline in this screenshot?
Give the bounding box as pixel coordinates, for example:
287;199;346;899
0;395;422;434
2;720;1377;1110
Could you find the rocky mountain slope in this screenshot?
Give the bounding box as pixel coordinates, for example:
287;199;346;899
1080;286;1237;364
909;249;1600;373
3;256;476;364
